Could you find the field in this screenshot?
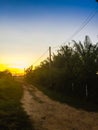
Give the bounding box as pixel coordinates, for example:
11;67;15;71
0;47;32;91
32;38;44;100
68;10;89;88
0;76;33;130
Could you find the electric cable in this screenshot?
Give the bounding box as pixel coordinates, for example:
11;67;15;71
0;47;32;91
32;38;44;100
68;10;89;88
64;6;98;43
53;5;98;49
32;49;48;66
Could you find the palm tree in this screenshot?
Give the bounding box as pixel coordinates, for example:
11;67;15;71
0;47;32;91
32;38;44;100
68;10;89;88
73;36;98;100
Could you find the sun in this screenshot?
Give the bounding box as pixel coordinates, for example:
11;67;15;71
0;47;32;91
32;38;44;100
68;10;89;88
8;63;28;75
0;62;29;76
0;56;33;75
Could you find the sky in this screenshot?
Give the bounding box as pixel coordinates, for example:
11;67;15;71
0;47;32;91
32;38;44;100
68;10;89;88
0;0;98;74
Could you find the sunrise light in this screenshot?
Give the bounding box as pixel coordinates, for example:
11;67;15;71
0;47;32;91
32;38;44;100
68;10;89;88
0;61;29;75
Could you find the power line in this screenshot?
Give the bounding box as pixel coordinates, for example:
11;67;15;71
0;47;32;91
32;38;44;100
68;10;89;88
64;6;98;44
53;5;98;49
30;6;98;67
32;49;48;66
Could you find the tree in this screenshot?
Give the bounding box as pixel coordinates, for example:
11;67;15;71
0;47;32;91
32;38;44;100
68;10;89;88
73;36;98;99
25;35;98;102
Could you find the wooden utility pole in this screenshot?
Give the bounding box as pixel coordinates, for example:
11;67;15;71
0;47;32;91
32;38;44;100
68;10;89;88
49;46;52;87
49;46;52;69
86;84;88;97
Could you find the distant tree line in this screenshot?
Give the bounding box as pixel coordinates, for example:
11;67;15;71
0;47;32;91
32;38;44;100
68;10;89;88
0;70;12;79
25;36;98;103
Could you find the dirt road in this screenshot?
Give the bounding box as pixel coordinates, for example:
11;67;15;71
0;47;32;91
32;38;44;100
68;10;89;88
21;84;98;130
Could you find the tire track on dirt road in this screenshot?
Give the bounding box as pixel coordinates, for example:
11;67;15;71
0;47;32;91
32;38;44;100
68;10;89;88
21;84;98;130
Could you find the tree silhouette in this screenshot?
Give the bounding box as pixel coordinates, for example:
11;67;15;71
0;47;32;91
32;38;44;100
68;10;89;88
25;36;98;103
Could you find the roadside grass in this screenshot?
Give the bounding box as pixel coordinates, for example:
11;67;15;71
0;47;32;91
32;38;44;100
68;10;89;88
0;77;34;130
32;83;98;112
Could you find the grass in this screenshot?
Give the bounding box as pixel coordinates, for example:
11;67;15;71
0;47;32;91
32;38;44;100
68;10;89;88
0;77;34;130
32;83;98;112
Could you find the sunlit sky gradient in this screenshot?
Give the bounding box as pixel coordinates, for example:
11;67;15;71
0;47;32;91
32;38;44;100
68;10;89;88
0;0;98;74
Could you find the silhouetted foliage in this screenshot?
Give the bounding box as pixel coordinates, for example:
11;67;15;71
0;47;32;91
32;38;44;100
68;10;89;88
0;70;12;78
25;36;98;103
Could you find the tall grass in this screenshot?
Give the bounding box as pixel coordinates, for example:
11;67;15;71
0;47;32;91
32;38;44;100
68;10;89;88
0;77;33;130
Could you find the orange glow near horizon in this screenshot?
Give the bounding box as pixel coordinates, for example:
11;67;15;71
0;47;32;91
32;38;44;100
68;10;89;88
0;55;42;75
0;62;29;75
0;60;41;75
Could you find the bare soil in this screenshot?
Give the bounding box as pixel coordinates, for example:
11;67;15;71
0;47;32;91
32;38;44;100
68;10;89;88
21;84;98;130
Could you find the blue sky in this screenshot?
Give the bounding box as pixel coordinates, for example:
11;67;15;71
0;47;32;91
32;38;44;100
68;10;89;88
0;0;98;70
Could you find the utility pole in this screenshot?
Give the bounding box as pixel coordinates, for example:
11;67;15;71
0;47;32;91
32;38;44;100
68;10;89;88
86;84;88;97
49;46;52;87
49;46;52;69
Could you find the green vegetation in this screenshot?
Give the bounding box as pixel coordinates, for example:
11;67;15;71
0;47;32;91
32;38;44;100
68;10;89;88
0;71;33;130
33;83;98;112
25;36;98;111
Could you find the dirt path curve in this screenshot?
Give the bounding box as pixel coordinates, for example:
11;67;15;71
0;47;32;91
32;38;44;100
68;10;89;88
21;84;98;130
